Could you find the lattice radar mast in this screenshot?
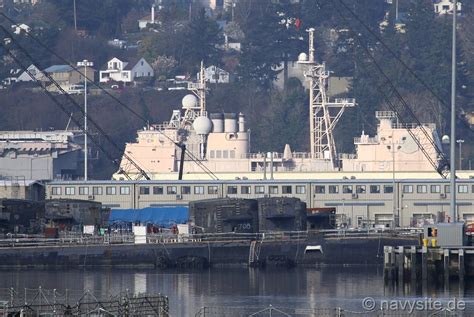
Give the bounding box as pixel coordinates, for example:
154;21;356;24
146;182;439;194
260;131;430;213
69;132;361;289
298;28;356;168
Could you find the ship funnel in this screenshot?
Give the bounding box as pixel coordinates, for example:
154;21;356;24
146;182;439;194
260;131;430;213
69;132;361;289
238;113;245;132
210;113;224;133
224;113;238;133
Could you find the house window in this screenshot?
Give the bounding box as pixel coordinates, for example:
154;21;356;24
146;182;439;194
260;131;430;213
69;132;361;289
314;185;325;194
458;185;469;193
194;186;205;195
342;185;353;194
370;185;380;194
106;186;116;195
269;186;279;194
208;186;219;195
141;61;144;66
329;185;339;194
356;185;366;194
93;186;103;195
79;187;89;195
384;185;393;193
241;186;251;194
227;186;238;194
120;186;130;195
51;187;61;195
181;186;191;195
255;186;265;194
139;186;150;195
403;185;413;193
65;187;75;195
417;185;428;193
153;186;164;195
282;186;292;194
296;185;306;194
167;186;177;194
430;185;441;193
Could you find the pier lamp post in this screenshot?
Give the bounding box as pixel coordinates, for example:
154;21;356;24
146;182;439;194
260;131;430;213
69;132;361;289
77;60;93;181
385;134;403;228
456;139;464;170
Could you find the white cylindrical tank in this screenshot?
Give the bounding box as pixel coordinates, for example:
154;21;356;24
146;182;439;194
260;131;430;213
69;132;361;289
210;113;224;133
224;113;238;133
238;112;245;132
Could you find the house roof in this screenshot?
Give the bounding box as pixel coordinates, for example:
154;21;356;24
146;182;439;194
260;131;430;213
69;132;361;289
124;58;147;70
44;65;73;73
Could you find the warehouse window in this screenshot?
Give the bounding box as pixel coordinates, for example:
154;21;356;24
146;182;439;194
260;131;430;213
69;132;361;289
282;186;292;194
430;185;441;193
255;186;265;194
384;185;393;193
194;186;205;195
92;186;102;195
342;185;353;194
106;186;116;195
269;186;278;194
181;186;191;195
315;185;325;194
356;185;366;194
241;186;251;194
417;185;428;193
444;185;451;193
403;185;413;193
79;187;89;195
51;187;61;195
167;186;177;194
120;186;130;195
139;187;150;195
65;187;75;195
458;185;469;193
370;185;380;194
208;186;219;195
329;185;338;194
227;186;238;194
296;185;306;194
153;186;163;195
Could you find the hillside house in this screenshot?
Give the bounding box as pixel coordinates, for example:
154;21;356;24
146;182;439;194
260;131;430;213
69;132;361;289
197;65;230;84
43;64;95;93
433;0;462;15
99;57;154;83
17;64;44;82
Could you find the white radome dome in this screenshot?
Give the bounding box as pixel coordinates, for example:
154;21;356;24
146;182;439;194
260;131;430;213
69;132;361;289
193;116;213;135
442;135;450;144
298;52;308;62
182;94;198;109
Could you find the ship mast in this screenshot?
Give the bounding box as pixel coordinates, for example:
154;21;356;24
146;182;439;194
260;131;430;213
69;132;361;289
298;28;356;168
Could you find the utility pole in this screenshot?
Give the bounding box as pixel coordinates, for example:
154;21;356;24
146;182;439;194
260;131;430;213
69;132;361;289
450;0;457;222
457;139;464;169
73;0;77;32
77;60;93;181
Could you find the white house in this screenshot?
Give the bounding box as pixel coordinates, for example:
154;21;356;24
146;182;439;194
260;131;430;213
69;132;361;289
138;4;161;30
11;23;31;35
17;64;44;82
99;57;154;83
433;0;462;15
197;65;230;84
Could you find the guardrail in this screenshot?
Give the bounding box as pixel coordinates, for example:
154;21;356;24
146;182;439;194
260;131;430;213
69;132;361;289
0;229;421;249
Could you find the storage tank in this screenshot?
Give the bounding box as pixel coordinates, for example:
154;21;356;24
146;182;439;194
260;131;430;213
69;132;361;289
224;113;238;133
210;113;224;133
189;198;258;234
257;197;307;232
238;113;246;132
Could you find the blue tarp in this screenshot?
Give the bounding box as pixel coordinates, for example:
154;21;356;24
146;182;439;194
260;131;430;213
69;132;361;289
108;206;189;227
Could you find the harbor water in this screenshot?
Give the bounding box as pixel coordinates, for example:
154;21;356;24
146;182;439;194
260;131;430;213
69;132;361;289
1;267;474;316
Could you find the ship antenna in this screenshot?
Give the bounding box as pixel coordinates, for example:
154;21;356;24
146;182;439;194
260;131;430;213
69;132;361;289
199;60;206;116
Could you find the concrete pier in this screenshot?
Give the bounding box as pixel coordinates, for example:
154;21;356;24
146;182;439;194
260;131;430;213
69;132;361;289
384;245;472;286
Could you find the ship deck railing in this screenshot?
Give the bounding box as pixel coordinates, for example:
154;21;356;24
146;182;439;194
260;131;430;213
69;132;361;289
0;228;422;248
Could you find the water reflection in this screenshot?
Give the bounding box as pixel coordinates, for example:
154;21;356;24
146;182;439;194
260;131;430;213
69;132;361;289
0;267;472;315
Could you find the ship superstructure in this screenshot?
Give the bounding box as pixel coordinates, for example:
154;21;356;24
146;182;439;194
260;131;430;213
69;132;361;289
114;30;445;181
